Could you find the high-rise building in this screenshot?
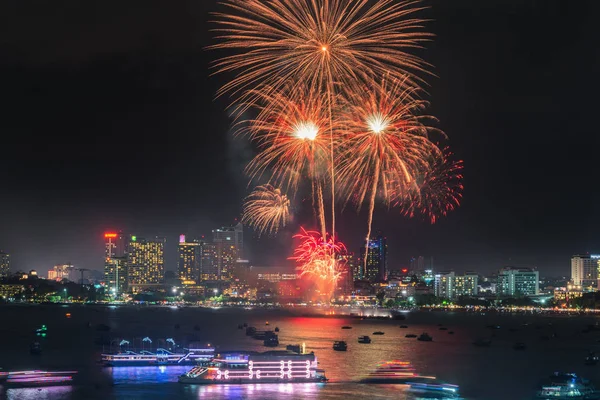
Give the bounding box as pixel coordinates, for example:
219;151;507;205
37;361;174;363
200;242;218;281
105;256;128;294
497;267;539;297
212;223;244;281
434;271;479;300
359;233;388;282
410;256;426;272
454;272;479;297
337;252;355;294
434;271;455;299
571;254;600;288
48;264;74;282
0;251;10;278
127;236;165;290
178;235;201;284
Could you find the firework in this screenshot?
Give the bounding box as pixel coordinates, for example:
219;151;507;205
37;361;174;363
337;77;440;253
290;228;347;299
242;185;291;235
210;0;431;104
397;148;464;224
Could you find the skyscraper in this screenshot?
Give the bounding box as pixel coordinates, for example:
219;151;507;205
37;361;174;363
104;232;128;294
359;233;388;282
48;264;74;282
200;242;217;281
571;254;600;288
178;234;201;283
212;223;244;281
127;236;165;291
497;267;539;297
0;251;10;278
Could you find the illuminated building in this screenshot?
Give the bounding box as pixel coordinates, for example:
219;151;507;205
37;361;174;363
200;243;217;281
497;267;539;297
571;254;600;288
554;283;583;304
434;271;455;299
0;284;24;299
104;232;128;294
337;253;355;294
454;272;479;297
127;236;165;292
178;235;201;283
359;232;388;282
212;223;244;281
47;264;74;282
0;251;10;278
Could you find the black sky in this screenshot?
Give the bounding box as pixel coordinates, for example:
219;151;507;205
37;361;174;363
0;0;598;276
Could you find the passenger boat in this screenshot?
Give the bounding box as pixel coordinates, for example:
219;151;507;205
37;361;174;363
101;347;215;366
536;372;600;399
333;341;348;351
373;331;384;335
417;333;433;342
341;326;352;330
358;336;372;344
0;370;77;387
360;360;421;384
179;351;327;384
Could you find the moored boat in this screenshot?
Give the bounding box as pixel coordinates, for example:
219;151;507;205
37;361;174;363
417;333;433;342
333;341;348;351
358;336;372;344
101;347;215;366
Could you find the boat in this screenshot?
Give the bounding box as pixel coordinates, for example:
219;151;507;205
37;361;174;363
408;380;461;398
245;327;257;336
237;324;243;329
513;342;526;350
333;341;348;351
252;331;275;340
405;334;417;338
372;331;384;335
472;338;492;347
585;353;599;366
286;344;301;354
0;370;77;387
30;342;42;355
264;336;279;347
399;325;408;329
358;336;372;344
535;372;600;399
439;327;448;331
341;326;352;330
242;323;248;328
417;333;433;342
274;327;280;332
486;324;500;330
101;347;215;366
448;331;455;335
179;350;327;384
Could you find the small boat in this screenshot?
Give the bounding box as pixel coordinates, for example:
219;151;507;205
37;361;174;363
265;321;269;326
237;324;243;329
437;324;443;327
408;381;461;398
405;334;417;338
174;324;181;330
341;326;352;330
333;341;348;351
399;325;408;329
372;331;384;335
2;370;77;387
286;344;301;353
417;333;433;342
30;342;42;355
264;335;279;347
242;323;248;328
439;327;448;331
245;326;257;336
535;372;600;399
473;338;492;347
358;336;372;344
486;324;500;330
448;331;455;335
513;342;526;350
274;327;280;332
585;353;599;366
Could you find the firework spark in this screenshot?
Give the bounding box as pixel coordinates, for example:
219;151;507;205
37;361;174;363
211;0;432;104
242;185;291;235
290;228;347;299
337;77;440;256
398;148;464;224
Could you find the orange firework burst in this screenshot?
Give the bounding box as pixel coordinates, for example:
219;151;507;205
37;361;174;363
337;77;440;251
397;148;464;224
290;228;347;299
210;0;431;103
242;185;291;235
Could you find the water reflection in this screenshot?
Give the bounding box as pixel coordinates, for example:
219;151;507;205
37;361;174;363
5;386;73;400
106;366;190;384
187;382;321;399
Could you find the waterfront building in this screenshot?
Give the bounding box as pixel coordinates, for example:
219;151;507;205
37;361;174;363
0;251;10;278
105;256;128;294
178;235;201;284
433;271;479;300
47;264;74;282
0;284;24;299
434;271;455;299
200;242;218;281
454;272;479;297
359;232;388;282
212;223;244;280
571;254;600;288
553;283;583;304
497;267;539;297
337;252;355;294
127;236;165;292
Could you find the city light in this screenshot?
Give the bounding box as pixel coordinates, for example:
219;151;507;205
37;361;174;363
104;233;118;239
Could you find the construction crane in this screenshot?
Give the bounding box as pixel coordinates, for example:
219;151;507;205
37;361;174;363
74;268;90;285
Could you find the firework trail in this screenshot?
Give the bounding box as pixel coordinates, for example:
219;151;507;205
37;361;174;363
337;77;440;269
290;228;347;300
242;185;291;235
397;148;464;224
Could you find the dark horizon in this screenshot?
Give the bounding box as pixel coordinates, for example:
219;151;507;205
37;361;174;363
1;0;598;276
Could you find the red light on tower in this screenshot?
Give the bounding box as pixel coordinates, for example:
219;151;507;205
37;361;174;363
104;233;118;239
402;268;408;274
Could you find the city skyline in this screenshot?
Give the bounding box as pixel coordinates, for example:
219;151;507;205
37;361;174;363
1;0;599;276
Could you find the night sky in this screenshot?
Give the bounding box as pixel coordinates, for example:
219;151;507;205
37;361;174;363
1;0;598;276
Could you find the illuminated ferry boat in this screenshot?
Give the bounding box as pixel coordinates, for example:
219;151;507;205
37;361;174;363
178;351;327;384
536;373;600;399
101;347;215;366
0;370;77;387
